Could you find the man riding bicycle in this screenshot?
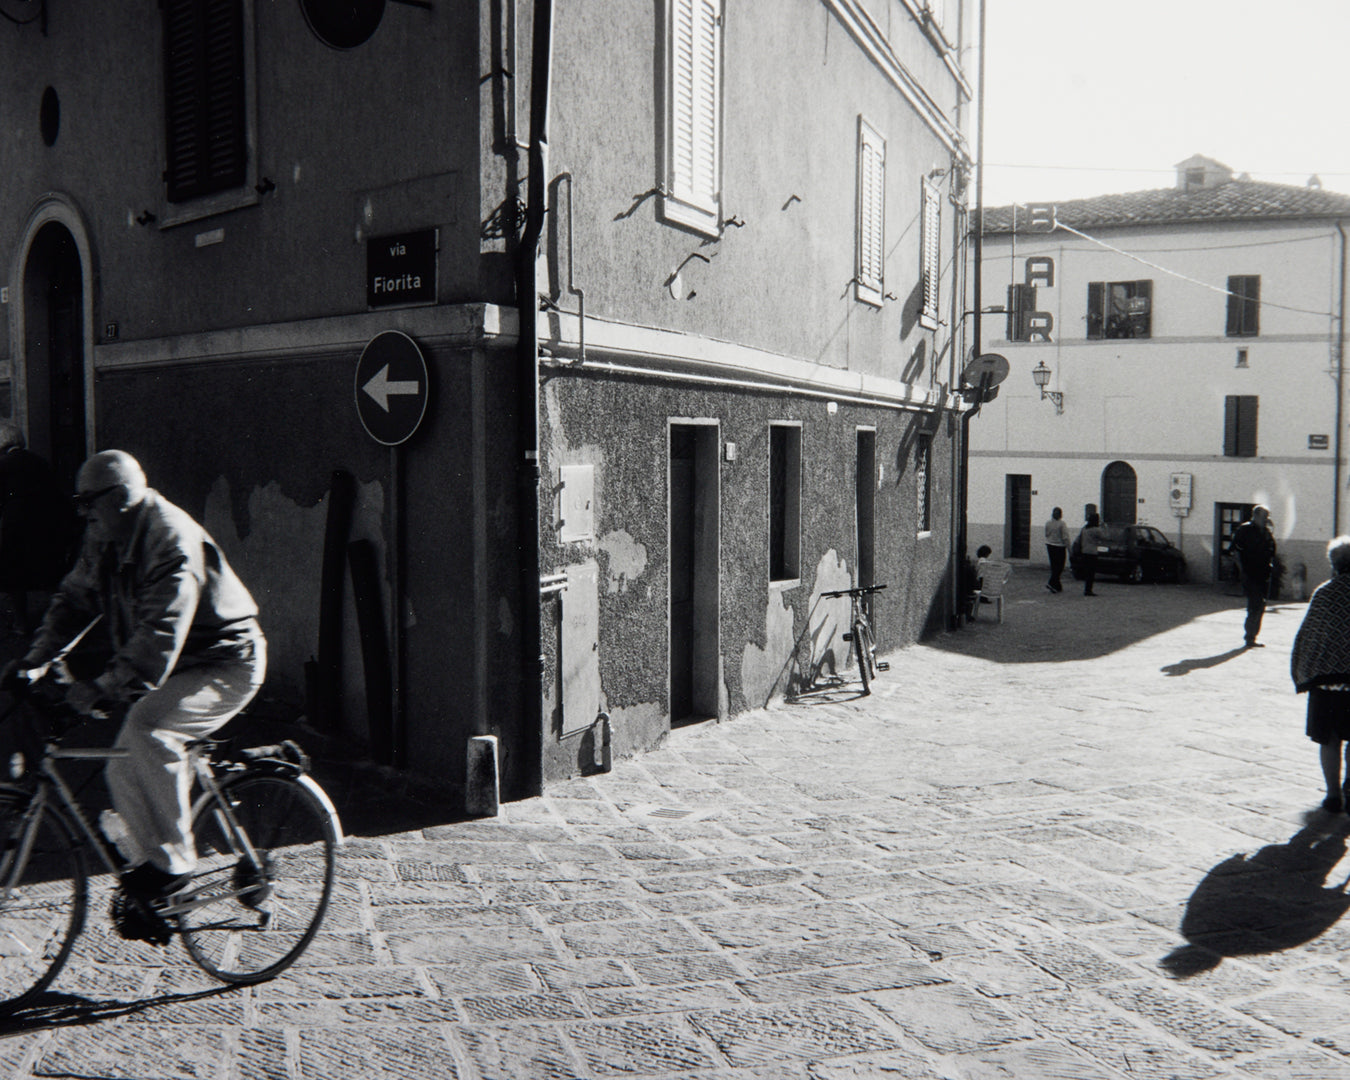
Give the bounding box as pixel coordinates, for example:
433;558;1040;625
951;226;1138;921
2;450;265;907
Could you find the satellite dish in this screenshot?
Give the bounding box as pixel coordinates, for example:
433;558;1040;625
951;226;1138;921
960;353;1010;389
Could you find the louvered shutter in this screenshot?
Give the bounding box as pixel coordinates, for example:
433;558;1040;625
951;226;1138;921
666;0;720;231
920;179;941;328
164;0;246;204
856;120;884;305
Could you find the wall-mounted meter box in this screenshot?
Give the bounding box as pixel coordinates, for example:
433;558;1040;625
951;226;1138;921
1169;472;1193;514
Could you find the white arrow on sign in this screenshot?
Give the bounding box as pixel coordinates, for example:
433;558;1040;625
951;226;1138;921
361;364;420;412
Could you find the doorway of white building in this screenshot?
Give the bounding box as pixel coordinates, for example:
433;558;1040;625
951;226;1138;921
1005;474;1031;558
1102;461;1137;524
669;423;720;724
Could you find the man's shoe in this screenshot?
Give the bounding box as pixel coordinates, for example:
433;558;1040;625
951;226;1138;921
1045;584;1055;593
120;862;191;903
1245;640;1264;648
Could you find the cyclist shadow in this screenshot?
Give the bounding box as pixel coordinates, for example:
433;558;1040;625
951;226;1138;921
0;984;238;1034
1160;815;1350;977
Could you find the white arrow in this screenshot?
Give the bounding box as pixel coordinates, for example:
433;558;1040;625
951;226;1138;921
361;365;420;412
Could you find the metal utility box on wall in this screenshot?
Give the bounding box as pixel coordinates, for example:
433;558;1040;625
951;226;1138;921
558;465;595;543
1169;472;1193;515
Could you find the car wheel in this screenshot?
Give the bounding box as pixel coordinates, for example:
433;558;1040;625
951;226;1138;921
1125;564;1144;584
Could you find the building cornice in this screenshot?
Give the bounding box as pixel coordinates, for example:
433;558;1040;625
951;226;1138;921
823;0;969;161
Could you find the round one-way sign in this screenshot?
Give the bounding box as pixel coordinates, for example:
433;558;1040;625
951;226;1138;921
355;330;429;446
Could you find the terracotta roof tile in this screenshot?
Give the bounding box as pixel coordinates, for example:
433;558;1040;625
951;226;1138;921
980;180;1350;234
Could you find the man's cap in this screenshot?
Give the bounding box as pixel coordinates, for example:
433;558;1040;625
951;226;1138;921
77;450;147;501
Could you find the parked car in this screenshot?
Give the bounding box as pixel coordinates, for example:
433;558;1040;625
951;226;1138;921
1070;524;1187;583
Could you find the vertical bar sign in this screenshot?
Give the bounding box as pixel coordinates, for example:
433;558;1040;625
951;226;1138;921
367;229;437;308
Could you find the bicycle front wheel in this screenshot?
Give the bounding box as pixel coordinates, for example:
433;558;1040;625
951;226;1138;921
178;773;337;984
0;788;87;1012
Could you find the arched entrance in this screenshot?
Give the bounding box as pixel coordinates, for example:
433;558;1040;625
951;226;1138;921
1101;461;1137;524
17;209;90;495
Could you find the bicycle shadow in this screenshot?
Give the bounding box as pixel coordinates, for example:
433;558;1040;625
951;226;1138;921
0;983;238;1034
784;673;870;705
1160;815;1350;977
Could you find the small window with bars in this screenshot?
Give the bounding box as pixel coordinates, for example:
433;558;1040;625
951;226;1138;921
915;434;932;533
855;118;885;307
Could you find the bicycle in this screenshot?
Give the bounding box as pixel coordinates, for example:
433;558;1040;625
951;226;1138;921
820;584;889;695
0;670;342;1013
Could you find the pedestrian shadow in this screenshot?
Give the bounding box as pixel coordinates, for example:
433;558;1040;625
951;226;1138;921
0;984;237;1034
1160;646;1247;677
1160;816;1350;977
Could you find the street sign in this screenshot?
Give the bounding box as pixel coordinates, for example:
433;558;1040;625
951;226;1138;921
355;330;429;446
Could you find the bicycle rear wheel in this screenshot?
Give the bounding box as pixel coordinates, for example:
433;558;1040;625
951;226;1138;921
0;788;87;1012
178;773;336;983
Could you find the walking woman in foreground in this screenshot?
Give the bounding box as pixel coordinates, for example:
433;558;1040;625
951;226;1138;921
1291;536;1350;813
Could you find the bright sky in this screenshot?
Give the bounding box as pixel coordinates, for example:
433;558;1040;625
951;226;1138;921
979;0;1350;209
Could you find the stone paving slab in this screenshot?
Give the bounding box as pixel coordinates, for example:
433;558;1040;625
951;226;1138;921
8;575;1350;1077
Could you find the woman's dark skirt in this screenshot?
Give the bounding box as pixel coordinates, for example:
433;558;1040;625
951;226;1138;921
1307;688;1350;743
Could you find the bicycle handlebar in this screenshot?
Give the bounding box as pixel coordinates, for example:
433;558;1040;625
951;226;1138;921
820;584;888;599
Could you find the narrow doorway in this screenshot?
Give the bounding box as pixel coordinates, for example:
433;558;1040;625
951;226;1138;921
1005;474;1031;558
669;423;720;724
855;429;875;589
22;222;86;494
1102;461;1137;524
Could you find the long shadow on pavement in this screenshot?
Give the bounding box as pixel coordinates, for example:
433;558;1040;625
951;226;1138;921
928;572;1275;665
1161;814;1350;977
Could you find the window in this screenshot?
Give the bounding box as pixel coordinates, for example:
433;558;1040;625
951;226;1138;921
919;178;941;329
661;0;721;235
1006;283;1036;342
1087;280;1152;339
769;424;801;582
915;434;932;533
1224;395;1258;457
161;0;258;225
1226;275;1260;337
855;118;885;306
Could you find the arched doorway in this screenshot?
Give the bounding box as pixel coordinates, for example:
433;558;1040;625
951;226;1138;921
1101;461;1137;524
20;219;88;495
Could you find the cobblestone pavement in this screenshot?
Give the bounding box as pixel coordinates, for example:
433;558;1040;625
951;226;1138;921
5;570;1348;1079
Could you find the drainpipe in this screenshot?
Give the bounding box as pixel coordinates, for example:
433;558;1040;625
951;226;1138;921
513;0;553;798
1336;221;1347;535
956;0;987;626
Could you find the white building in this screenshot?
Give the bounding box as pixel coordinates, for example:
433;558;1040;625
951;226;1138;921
969;156;1350;590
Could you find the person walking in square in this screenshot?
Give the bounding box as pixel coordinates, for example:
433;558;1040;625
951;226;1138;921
1078;512;1105;596
1045;507;1070;593
1232;505;1276;648
1291;536;1350;813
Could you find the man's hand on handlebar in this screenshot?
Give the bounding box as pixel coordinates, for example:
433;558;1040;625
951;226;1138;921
0;660;36;695
65;680;110;718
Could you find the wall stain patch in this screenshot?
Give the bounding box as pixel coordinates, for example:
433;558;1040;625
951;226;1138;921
599;529;647;594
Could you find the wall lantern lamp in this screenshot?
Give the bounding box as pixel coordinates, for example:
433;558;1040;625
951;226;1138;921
1031;361;1064;413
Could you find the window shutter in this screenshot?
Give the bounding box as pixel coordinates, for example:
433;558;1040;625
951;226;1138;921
1238;395;1257;456
920;179;941;329
666;0;720;230
1225;276;1241;336
164;0;246;204
855;120;884;305
1224;395;1238;456
1087;281;1104;338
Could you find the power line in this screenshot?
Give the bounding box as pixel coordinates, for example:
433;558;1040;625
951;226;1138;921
1052;217;1335;319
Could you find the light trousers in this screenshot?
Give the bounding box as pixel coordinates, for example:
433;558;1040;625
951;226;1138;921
105;638;266;875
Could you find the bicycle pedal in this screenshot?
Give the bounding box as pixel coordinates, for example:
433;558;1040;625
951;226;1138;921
842;632;853;641
876;662;890;671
